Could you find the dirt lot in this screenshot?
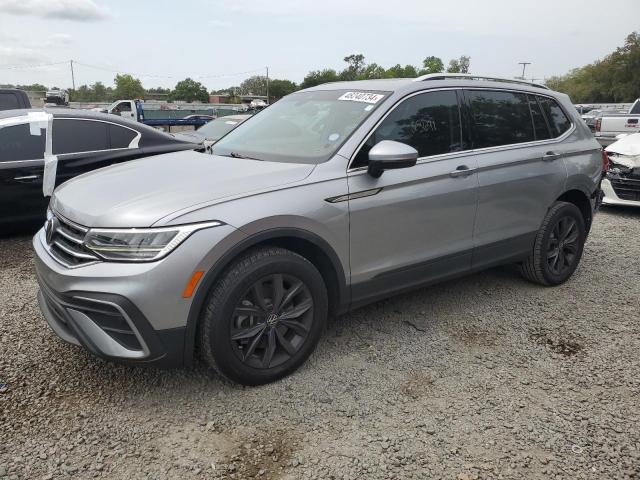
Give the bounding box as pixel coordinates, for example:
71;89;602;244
1;207;639;480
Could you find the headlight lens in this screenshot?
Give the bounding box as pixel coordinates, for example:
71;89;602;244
84;221;224;262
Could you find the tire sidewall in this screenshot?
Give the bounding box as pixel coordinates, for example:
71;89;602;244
539;203;586;285
207;252;327;385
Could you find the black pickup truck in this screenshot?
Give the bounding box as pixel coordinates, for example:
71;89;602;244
0;89;32;111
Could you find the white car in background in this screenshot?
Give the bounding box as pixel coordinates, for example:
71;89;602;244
595;99;640;145
603;133;640;207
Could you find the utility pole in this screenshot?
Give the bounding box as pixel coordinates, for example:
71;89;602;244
518;62;531;80
265;66;269;104
70;59;76;90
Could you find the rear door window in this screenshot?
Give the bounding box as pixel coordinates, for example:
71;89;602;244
109;124;138;149
467;90;535;148
0;93;21;110
52;119;109;155
352;89;463;168
537;96;572;137
0;123;46;161
528;95;552;140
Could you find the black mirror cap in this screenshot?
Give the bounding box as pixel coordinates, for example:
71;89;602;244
367;140;418;178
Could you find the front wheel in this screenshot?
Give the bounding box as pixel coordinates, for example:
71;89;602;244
198;247;328;385
520;201;586;286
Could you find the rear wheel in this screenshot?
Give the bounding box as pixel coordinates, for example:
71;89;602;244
198;246;328;385
520;201;586;286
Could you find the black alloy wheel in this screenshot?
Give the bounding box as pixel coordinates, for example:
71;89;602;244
546;216;580;276
198;246;328;386
230;274;314;369
520;201;586;286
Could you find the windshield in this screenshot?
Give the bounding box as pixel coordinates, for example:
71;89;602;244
212;89;389;164
197;116;246;141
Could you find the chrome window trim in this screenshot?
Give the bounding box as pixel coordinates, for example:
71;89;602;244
52;117;142;156
346;86;576;173
0;158;45;169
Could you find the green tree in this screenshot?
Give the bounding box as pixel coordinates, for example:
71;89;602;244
268;79;297;100
91;82;110;101
113;74;145;100
170;78;209;102
446;55;471;74
340;53;366;81
420;56;444;74
300;69;340;89
384;64;419;78
546;32;640;102
240;75;267;96
360;63;387;79
147;87;171;94
17;83;48;91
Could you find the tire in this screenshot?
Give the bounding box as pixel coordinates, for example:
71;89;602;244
520;201;586;286
198;246;328;386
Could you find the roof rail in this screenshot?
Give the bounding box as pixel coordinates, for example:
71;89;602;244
413;73;549;90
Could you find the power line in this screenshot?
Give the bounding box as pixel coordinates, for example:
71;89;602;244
72;60;175;79
73;60;264;80
0;60;69;70
0;58;269;87
193;68;264;79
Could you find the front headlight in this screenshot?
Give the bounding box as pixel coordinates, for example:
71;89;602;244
84;221;224;262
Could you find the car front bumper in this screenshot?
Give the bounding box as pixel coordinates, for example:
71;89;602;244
33;223;240;366
602;178;640;207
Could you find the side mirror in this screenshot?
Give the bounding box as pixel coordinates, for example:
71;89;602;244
367;140;418;178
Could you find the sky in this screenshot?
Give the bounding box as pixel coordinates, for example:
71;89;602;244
0;0;639;91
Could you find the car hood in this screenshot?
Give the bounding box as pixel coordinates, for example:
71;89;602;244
172;130;205;144
51;150;315;228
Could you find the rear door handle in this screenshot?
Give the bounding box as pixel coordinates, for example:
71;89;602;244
449;165;476;178
542;151;562;161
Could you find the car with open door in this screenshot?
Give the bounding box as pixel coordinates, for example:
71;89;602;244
0;108;199;230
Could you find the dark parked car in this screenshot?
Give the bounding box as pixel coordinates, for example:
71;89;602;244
0;108;199;229
172;114;252;152
0;89;31;111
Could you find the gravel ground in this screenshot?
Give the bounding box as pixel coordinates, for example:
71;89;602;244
1;207;639;480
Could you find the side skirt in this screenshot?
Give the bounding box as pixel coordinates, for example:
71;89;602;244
348;232;536;312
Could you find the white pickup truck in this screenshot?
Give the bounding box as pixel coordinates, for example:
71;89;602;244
595;98;640;145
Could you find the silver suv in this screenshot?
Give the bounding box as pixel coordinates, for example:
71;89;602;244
34;74;604;385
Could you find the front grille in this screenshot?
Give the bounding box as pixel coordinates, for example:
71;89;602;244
610;177;640;202
46;213;100;268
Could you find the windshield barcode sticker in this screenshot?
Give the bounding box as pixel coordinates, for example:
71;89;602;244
338;92;385;104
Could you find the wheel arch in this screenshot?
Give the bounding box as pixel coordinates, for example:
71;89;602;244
182;228;349;366
556;189;593;232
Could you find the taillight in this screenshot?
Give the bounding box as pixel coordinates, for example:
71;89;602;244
601;149;609;172
595;118;602;132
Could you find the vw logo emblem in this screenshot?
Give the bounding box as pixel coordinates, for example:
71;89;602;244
266;313;279;326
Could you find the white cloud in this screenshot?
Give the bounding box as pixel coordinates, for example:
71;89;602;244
47;33;73;45
0;0;110;21
209;19;232;28
0;45;48;65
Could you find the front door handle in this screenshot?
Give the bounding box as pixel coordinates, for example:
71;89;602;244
13;175;41;183
449;165;476;178
542;151;562;161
